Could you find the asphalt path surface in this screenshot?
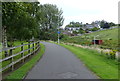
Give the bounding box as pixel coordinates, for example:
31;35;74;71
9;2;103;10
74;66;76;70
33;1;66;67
25;42;98;79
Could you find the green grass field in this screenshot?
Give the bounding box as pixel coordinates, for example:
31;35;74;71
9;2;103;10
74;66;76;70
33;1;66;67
60;43;118;79
2;41;35;68
82;28;118;40
62;28;118;50
4;43;45;80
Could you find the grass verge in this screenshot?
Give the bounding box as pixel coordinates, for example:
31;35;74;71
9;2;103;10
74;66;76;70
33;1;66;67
60;43;118;79
4;43;45;81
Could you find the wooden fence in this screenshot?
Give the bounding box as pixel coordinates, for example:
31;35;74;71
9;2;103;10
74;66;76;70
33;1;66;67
0;41;40;72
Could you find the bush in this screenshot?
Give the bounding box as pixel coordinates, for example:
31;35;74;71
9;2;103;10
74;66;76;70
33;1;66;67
109;51;115;59
90;27;100;31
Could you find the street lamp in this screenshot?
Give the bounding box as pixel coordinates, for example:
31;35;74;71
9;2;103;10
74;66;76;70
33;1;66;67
57;15;60;44
58;29;60;44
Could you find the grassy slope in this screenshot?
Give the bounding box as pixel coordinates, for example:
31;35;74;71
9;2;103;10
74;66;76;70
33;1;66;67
63;28;118;49
60;44;118;79
82;28;118;49
4;43;45;80
82;28;118;40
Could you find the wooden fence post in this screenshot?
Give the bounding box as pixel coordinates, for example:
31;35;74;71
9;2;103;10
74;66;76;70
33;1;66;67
35;42;37;50
33;42;35;51
38;41;40;49
28;42;30;54
21;43;24;63
10;49;14;71
37;41;38;49
37;41;39;49
32;42;34;55
4;51;8;57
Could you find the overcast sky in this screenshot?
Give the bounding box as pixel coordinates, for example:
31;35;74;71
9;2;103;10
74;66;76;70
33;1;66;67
38;0;119;27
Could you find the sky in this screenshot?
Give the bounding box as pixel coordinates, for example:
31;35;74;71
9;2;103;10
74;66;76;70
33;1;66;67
38;0;119;28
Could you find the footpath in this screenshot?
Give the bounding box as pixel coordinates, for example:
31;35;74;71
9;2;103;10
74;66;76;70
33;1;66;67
25;42;98;79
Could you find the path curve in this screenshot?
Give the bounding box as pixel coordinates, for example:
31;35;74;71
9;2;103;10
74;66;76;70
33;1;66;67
25;42;98;79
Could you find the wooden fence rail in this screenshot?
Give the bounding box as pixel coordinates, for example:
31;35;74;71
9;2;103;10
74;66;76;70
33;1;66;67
0;41;40;72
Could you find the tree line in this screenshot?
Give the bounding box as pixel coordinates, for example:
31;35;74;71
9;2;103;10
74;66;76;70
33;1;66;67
64;20;117;35
65;20;116;28
2;2;64;46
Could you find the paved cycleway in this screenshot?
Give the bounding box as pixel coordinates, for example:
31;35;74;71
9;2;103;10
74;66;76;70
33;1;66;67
25;42;98;79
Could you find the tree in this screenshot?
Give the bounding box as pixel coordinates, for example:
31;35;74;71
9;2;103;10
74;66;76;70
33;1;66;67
100;20;110;29
89;27;100;31
37;4;64;40
2;2;64;45
65;21;82;27
79;28;85;34
2;2;40;46
104;23;110;28
100;20;105;28
109;22;116;27
73;31;78;35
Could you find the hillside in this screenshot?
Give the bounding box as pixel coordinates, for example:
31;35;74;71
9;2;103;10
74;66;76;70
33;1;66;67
62;28;118;50
82;28;118;40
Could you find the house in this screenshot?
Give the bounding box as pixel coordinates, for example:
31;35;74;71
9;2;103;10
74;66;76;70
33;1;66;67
64;27;80;33
64;21;101;34
62;31;76;36
65;27;80;31
84;23;100;29
94;24;100;28
85;24;94;29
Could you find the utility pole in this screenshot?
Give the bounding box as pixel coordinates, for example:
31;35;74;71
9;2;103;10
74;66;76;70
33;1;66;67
57;15;60;44
58;29;60;44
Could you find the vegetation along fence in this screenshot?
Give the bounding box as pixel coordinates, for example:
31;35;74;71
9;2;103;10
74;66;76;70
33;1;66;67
0;41;40;72
62;42;120;60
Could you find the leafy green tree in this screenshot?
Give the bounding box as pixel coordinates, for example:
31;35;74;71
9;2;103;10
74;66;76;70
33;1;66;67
89;27;100;31
109;22;116;27
2;2;40;46
104;23;110;28
100;20;110;29
65;24;73;27
37;4;64;41
73;31;79;35
79;28;85;34
65;21;82;27
100;20;105;28
2;2;64;45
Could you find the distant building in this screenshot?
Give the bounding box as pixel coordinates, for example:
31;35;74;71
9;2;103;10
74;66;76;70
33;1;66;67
64;27;80;33
84;21;100;29
85;24;94;29
62;30;76;36
64;21;102;34
91;21;101;28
